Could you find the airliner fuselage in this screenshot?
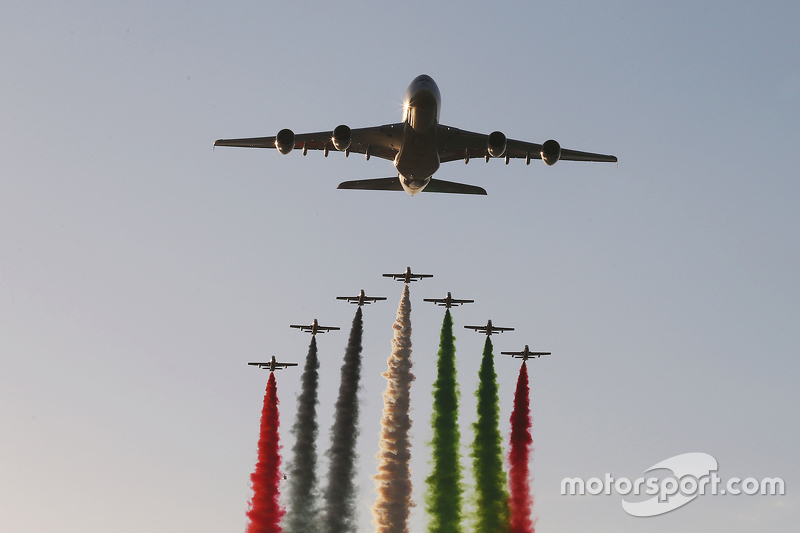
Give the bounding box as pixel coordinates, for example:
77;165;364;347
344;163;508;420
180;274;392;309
396;75;442;194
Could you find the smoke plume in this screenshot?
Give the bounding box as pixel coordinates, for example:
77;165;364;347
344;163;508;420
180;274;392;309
508;362;534;533
424;309;464;533
470;336;510;533
372;284;415;533
283;336;321;533
246;372;285;533
322;307;364;533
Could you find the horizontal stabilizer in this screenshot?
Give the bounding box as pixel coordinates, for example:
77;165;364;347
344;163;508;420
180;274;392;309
337;177;487;195
424;178;487;195
337;177;404;191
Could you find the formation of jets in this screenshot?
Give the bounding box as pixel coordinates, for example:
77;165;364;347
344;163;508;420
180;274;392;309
336;289;387;306
423;292;474;308
465;319;515;336
215;75;616;196
383;266;433;283
290;318;340;335
249;356;298;372
501;345;551;361
251;268;549;376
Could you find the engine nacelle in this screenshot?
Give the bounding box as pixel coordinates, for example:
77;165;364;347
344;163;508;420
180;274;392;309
275;129;295;154
541;139;561;166
332;124;351;151
487;131;507;158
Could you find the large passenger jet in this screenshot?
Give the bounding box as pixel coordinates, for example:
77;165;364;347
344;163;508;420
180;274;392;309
215;75;617;195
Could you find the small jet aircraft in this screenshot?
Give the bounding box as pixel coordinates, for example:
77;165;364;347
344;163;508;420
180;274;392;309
464;319;515;336
215;75;617;196
423;292;474;309
336;289;387;306
383;266;433;283
501;345;551;361
249;356;299;372
290;318;340;335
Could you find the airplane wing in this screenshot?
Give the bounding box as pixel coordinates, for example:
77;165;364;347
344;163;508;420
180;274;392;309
384;270;433;281
289;324;309;331
436;126;617;164
336;296;386;304
248;361;299;370
494;326;515;332
464;325;485;331
423;297;474;306
215;124;404;161
319;326;340;332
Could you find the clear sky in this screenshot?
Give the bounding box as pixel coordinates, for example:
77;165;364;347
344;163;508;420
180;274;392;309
1;1;798;532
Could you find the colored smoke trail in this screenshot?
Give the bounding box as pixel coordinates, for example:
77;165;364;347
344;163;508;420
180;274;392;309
322;306;364;533
283;336;320;533
372;284;415;533
470;336;510;533
424;309;464;533
247;372;285;533
508;362;534;533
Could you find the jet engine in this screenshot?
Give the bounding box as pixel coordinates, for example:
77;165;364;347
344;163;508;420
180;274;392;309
332;125;352;151
487;131;507;158
541;139;561;165
275;129;295;154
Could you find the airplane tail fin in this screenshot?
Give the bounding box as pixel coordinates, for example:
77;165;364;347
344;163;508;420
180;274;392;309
337;176;487;195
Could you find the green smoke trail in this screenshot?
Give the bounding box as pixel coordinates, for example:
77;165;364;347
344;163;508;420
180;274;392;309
424;309;464;533
470;336;510;533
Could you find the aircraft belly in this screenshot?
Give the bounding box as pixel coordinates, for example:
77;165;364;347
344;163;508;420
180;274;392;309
395;125;440;179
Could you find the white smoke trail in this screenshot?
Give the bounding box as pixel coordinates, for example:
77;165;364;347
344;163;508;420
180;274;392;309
372;284;415;533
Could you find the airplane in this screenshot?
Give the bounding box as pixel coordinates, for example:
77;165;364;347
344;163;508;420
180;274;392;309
290;318;340;335
501;345;551;361
214;74;617;196
249;355;299;372
383;266;433;283
423;292;474;309
336;289;387;306
464;319;514;336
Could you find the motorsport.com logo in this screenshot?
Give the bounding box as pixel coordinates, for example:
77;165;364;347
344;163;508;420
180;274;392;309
560;453;785;517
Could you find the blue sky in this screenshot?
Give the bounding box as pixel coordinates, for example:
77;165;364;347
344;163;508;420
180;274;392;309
2;1;798;532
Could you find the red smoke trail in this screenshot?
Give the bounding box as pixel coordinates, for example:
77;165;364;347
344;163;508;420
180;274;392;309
508;362;534;533
246;372;285;533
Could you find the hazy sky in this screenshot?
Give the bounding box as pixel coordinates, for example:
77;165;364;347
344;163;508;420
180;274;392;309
2;2;798;532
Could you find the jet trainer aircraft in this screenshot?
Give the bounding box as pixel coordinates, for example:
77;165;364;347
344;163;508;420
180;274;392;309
214;75;617;196
290;318;340;335
249;356;298;372
465;319;514;336
337;289;387;306
383;266;433;283
423;292;474;309
501;345;551;361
